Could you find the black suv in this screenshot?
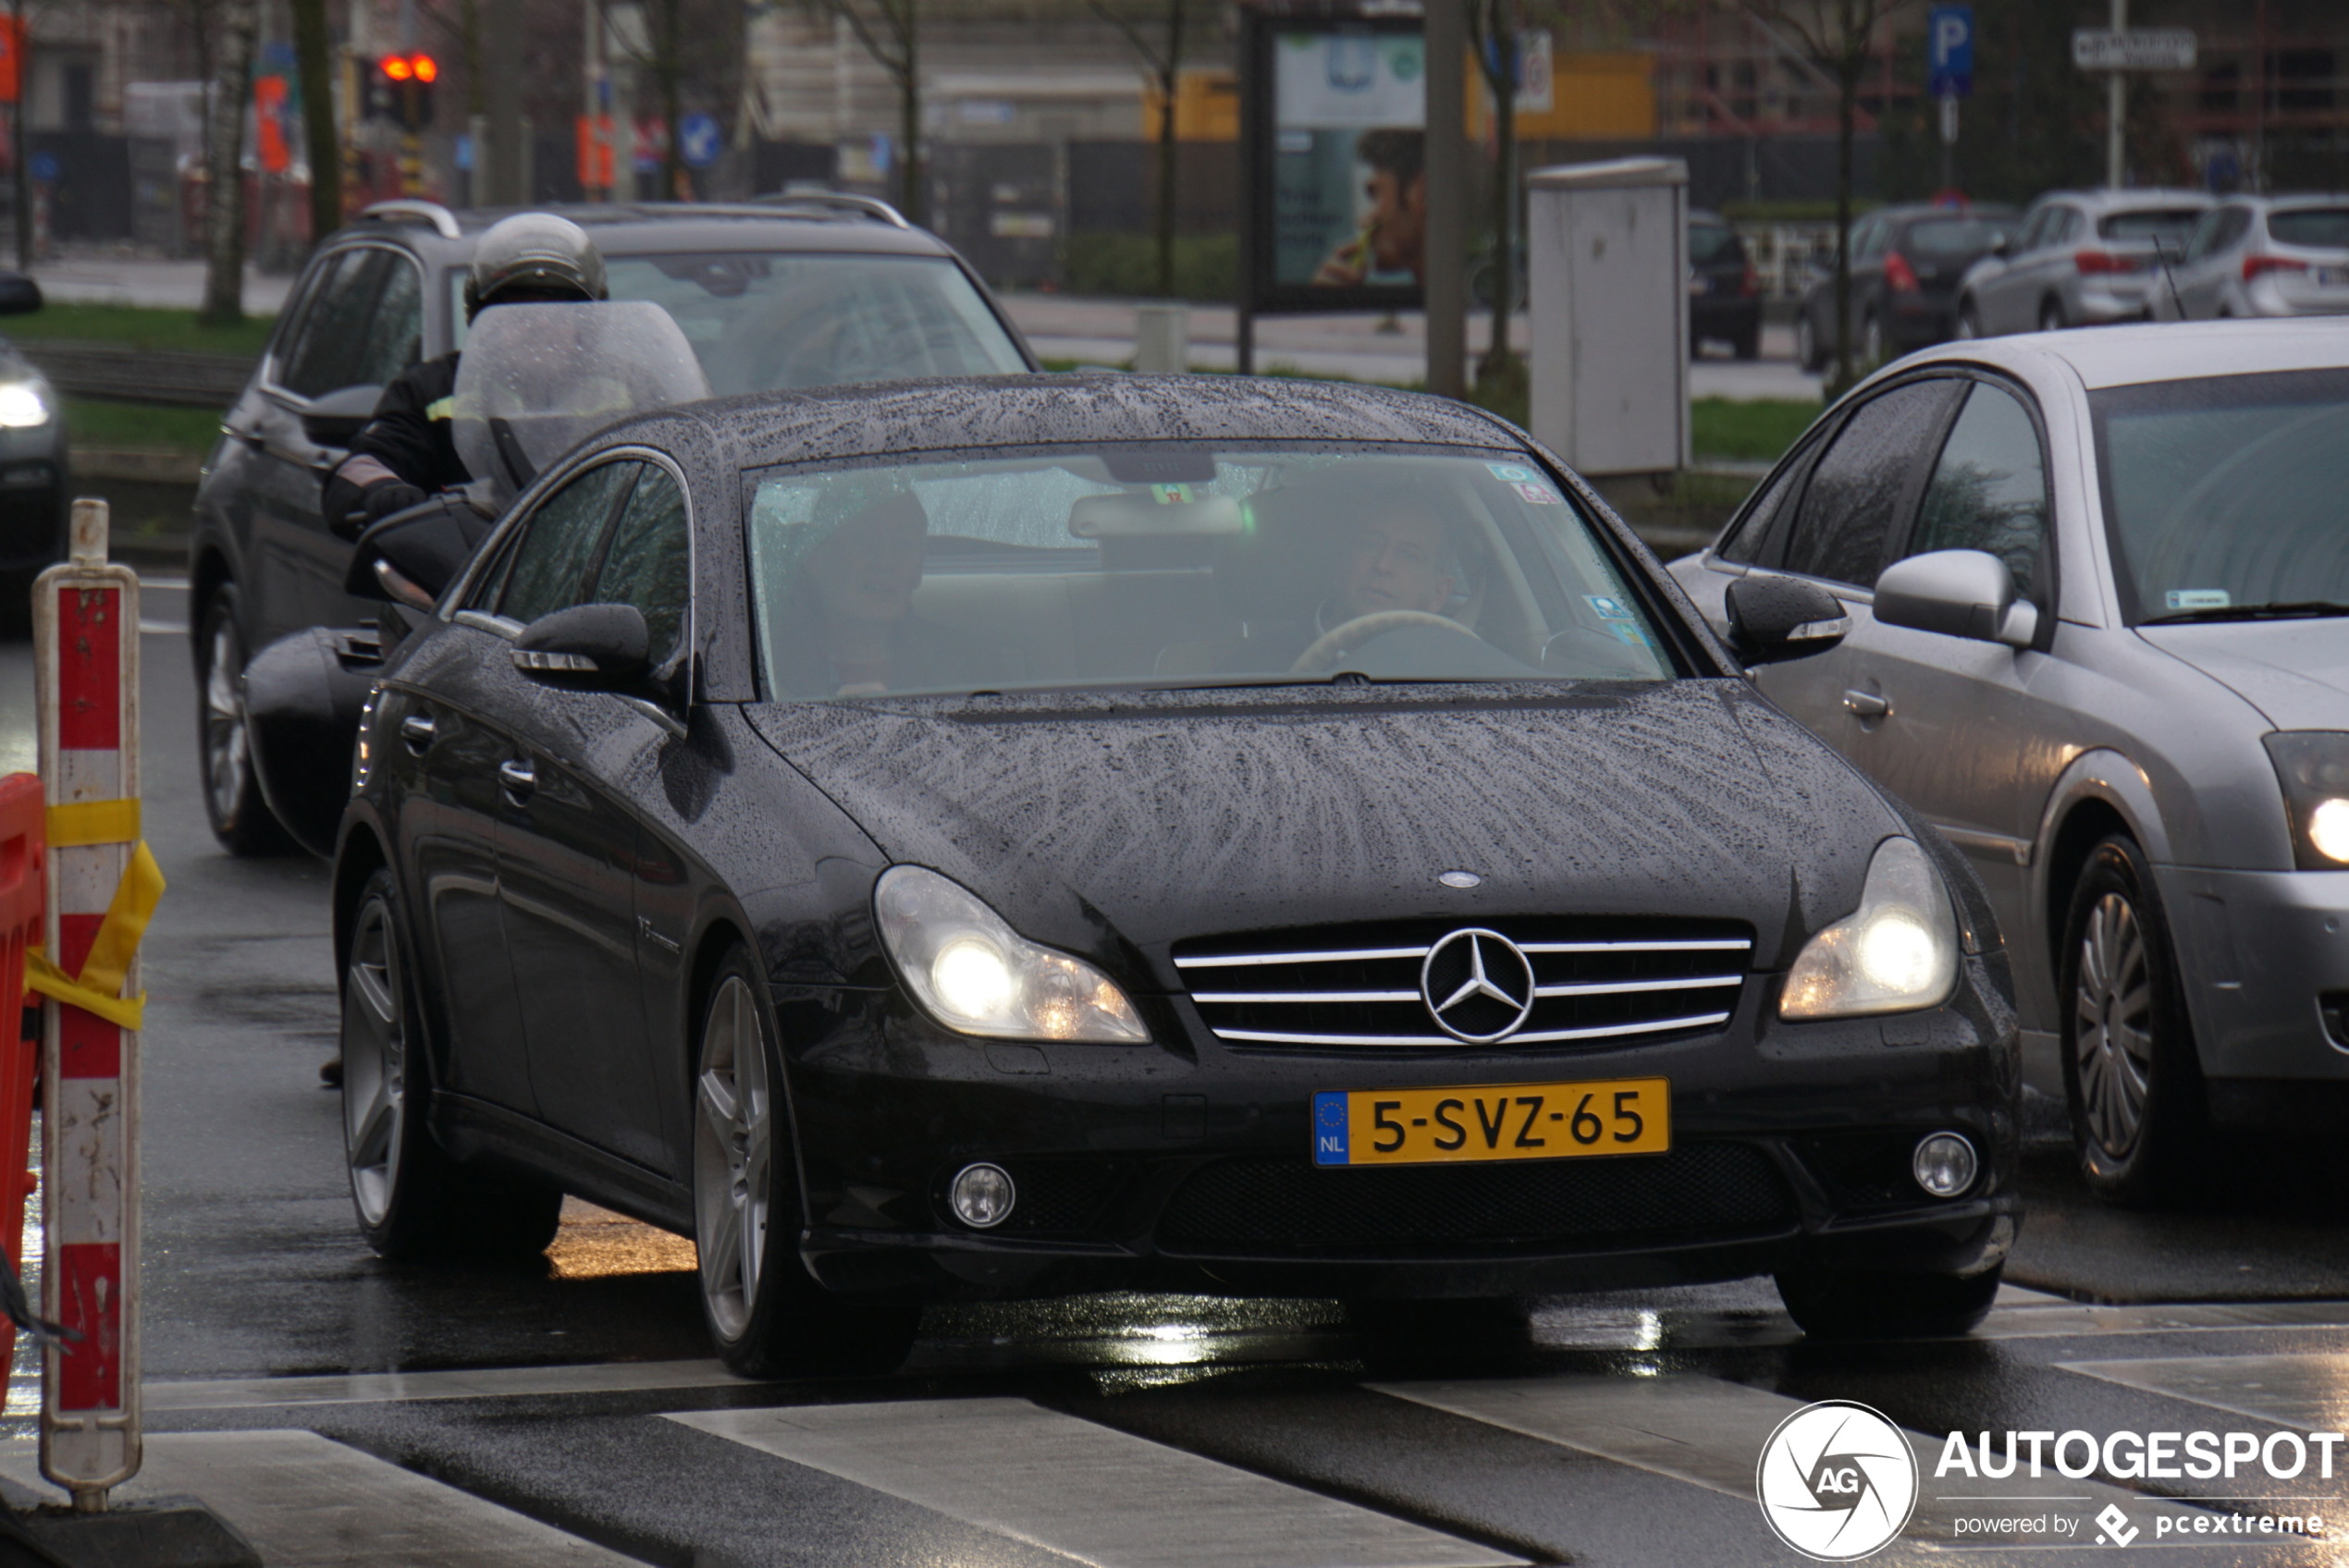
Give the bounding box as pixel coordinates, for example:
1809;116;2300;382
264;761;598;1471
1794;203;2019;372
191;197;1037;851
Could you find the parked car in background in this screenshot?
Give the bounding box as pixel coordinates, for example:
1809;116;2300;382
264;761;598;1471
1954;190;2210;337
2156;194;2349;320
0;269;64;620
1689;210;1761;359
1670;319;2349;1207
1794;203;2019;372
191;196;1036;853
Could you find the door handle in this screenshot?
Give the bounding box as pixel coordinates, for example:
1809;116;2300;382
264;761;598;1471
228;423;264;449
1842;689;1891;719
399;714;437;754
497;758;536;802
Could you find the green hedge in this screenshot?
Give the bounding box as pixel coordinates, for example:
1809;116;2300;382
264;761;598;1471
1058;234;1238;304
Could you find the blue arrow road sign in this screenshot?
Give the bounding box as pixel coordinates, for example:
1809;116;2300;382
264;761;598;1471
1929;5;1974;98
678;113;722;169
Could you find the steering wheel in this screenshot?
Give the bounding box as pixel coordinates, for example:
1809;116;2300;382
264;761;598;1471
1288;610;1468;675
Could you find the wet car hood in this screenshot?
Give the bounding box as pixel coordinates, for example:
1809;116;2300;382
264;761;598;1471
744;680;1903;979
2140;621;2349;730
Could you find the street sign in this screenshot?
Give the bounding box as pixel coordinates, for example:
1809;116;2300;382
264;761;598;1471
678;112;721;170
1928;6;1974;98
2072;27;2196;71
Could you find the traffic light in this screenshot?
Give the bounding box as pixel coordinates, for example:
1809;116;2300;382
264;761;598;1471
371;53;437;131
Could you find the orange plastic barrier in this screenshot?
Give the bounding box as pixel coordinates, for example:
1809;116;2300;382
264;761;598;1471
0;772;43;1372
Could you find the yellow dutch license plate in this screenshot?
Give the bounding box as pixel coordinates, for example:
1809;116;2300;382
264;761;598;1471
1311;1077;1671;1167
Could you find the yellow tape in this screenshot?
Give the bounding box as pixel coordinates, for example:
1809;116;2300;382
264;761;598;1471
25;952;141;1033
45;799;140;849
21;839;165;1034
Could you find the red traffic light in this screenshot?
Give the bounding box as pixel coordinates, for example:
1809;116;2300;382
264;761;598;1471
380;54;412;81
412;54;438;83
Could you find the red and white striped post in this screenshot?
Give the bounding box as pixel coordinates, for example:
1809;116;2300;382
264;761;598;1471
33;498;145;1510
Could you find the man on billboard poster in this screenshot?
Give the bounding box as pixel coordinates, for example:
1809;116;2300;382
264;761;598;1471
1310;128;1426;288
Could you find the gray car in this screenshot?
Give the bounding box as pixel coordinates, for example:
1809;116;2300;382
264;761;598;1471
1667;319;2349;1204
2155;194;2349;320
1954;190;2210;338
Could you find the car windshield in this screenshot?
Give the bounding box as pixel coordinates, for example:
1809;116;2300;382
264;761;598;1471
1690;225;1741;264
744;447;1676;700
2097;208;2205;242
2094;368;2349;622
1908;216;2011;259
449;251;1028;392
2268;208;2349;250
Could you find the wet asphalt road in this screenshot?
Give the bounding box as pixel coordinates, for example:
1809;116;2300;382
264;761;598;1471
6;607;2349;1564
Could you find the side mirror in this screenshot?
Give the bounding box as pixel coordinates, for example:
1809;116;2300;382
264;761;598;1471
1874;549;2039;650
1725;575;1850;666
300;383;384;448
0;271;40;316
512;604;650;689
1987;232;2011;257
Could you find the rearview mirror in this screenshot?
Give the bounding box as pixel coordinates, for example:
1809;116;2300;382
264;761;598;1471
1873;549;2038;649
0;271;41;316
511;604;650;689
1724;575;1850;666
300;383;384;447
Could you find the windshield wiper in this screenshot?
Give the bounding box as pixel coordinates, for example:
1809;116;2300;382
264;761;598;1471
2142;600;2349;625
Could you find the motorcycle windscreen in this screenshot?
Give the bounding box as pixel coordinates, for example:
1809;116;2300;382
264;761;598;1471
450;300;713;508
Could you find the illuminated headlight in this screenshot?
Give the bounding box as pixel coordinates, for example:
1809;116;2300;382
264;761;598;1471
1779;837;1960;1019
0;381;50;429
874;864;1147;1043
2266;733;2349;868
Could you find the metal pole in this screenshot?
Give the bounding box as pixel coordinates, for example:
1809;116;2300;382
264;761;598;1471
486;0;523;204
2106;0;2126;190
1423;0;1468;398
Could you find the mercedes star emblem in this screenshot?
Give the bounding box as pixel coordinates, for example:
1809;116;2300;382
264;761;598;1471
1420;927;1537;1043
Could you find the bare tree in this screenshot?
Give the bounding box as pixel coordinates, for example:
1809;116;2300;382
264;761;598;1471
290;0;340;251
806;0;920;223
201;0;261;324
1743;0;1911;390
1086;0;1189;298
1465;0;1522;392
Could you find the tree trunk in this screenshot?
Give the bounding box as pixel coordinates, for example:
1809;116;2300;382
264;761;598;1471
290;0;340;252
659;0;685;198
1831;47;1858;388
1487;40;1517;367
896;0;921;225
1153;0;1186;299
202;0;262;325
10;0;30;273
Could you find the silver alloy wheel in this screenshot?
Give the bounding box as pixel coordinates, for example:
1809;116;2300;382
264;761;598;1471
2073;891;2153;1157
342;896;406;1226
695;975;771;1342
204;617;249;825
1954;303;1978;339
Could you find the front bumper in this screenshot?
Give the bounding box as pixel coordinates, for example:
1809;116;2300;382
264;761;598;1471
2161;864;2349;1091
777;956;2023;1300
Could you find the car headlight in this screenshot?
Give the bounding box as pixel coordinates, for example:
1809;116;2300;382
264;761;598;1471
874;864;1147;1043
0;381;50;429
2263;732;2349;870
1779;837;1960;1019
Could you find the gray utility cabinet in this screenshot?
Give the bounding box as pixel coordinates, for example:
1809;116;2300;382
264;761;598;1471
1527;156;1690;478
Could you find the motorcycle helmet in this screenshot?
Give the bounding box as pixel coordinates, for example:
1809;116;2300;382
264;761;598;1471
463;213;609;319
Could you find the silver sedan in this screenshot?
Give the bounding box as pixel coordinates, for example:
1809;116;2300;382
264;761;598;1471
1668;319;2349;1205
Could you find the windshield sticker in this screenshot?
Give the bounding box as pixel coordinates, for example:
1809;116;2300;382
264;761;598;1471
1608;621;1654;648
2165;589;2231;610
1151;483;1196;505
1512;481;1562;505
1585;594;1633;619
1486;461;1537;484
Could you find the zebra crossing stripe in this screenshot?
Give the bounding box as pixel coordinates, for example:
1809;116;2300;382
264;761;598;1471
2060;1352;2349;1434
670;1397;1520;1568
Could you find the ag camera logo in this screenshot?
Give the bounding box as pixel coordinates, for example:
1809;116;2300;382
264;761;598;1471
1756;1400;1919;1560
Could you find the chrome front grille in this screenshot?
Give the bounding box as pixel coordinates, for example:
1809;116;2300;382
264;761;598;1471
1173;920;1752;1049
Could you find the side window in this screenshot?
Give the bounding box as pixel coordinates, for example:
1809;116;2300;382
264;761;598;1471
2013;208;2053;252
493;462;639;625
1715;441;1813;567
2218;207;2254;251
351;255;423;389
2182;210;2222;262
590;464;691;669
2053;208;2085;246
1906;383;2049;599
1779;379;1964;588
277;251;386;398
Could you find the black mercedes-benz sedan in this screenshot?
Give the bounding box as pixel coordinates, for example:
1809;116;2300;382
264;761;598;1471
322;374;2021;1375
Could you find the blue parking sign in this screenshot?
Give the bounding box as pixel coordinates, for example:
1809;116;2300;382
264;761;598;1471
678;112;722;169
1928;5;1974;98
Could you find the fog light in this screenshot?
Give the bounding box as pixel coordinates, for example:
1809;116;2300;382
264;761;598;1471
949;1162;1015;1228
1912;1132;1978;1198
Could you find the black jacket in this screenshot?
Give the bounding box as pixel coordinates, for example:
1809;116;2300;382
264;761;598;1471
321;353;467;536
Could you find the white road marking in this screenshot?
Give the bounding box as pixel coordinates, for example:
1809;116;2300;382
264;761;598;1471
1983;1301;2349;1340
671;1397;1520;1568
1;1430;630;1565
2060;1352;2349;1433
146;1357;747;1411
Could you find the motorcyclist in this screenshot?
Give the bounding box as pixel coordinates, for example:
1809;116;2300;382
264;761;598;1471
320;212;609;535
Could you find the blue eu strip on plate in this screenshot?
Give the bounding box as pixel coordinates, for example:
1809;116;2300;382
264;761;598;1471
1313;1091;1349;1166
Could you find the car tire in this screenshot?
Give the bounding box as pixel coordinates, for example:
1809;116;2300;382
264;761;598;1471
1775;1263;2002;1340
342;866;563;1261
1794;312;1826;373
2037;298;2067;334
2060;835;2205;1207
1732;325;1761;361
693;943;921;1378
1954;300;1982;340
196;585;298;857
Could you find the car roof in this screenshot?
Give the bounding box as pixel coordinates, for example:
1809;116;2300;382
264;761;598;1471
345;201;958;260
2248;192;2349;210
2035;189;2213;212
1898;319;2349;391
636;373;1529;472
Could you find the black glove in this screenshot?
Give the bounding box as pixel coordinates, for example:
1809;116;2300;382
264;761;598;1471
363;481;428;522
